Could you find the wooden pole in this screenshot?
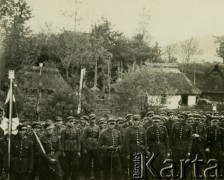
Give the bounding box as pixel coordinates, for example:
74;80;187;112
8;70;15;180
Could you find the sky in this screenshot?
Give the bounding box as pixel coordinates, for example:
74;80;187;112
25;0;224;46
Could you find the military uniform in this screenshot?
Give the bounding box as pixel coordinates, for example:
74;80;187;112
98;118;122;180
4;126;33;180
39;131;62;180
169;113;192;178
206;125;224;160
146;116;170;179
191;118;206;160
61;126;80;180
124;115;147;179
81;123;100;179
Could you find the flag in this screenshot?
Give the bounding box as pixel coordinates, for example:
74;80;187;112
0;88;19;135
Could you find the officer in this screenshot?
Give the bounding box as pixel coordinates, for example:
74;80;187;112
143;111;154;129
124;114;133;128
98;117;122;180
98;117;107;135
4;124;33;180
124;114;147;179
81;113;100;180
191;114;206;161
53;116;65;139
39;122;63;180
205;117;224;161
164;110;175;136
170;112;192;178
116;117;128;180
30;122;42;180
61;118;81;180
146;115;170;179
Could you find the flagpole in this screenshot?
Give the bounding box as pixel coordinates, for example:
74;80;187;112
8;70;15;180
77;68;86;115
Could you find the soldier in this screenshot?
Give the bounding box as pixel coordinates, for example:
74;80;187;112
143;111;154;129
124;114;133;128
39;122;63;180
205;117;224;163
98;117;122;180
98;117;107;135
61;118;81;180
191;114;206;160
146;115;170;179
29;122;42;180
124;114;147;179
164;110;175;136
116;117;128;180
53;116;65;139
170;112;192;178
81;113;100;180
4;124;33;180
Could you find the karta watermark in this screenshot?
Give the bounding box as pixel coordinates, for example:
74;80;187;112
133;153;223;179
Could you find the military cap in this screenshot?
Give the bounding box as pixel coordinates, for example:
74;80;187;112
146;111;154;117
178;112;188;118
220;115;224;120
46;119;53;124
167;110;174;115
193;114;201;119
133;114;141;120
107;117;116;123
44;122;54;129
98;117;106;124
152;115;161;122
67;116;74;120
32;122;41;128
117;117;124;123
55;116;63;121
188;113;194;118
125;114;133;119
82;115;89;121
89;113;96;120
17;124;27;131
211;116;220;122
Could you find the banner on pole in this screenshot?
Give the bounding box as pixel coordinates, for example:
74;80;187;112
0;88;19;135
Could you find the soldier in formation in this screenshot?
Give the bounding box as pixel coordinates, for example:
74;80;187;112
1;110;224;180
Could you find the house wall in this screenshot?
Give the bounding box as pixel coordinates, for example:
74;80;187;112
148;95;181;109
188;95;197;106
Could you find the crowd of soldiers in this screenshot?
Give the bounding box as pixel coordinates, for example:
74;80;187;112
0;110;224;180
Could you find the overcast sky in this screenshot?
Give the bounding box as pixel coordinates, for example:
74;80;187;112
26;0;224;46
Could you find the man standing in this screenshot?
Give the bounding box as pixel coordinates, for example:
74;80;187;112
146;116;170;179
170;112;192;178
164;110;175;137
53;116;65;139
81;113;100;180
206;117;224;162
98;117;122;180
4;124;33;180
61;118;80;180
39;122;62;180
124;114;147;179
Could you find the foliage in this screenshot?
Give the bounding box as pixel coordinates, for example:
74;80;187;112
111;66;175;115
214;36;224;63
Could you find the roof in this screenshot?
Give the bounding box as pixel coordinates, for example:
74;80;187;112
147;64;201;95
20;66;72;93
184;64;224;94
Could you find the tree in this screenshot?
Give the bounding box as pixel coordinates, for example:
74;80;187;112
164;44;178;63
0;0;32;88
111;66;175;115
214;36;224;63
179;38;201;73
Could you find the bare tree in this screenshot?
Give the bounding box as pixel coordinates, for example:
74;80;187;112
179;38;201;74
214;35;224;63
